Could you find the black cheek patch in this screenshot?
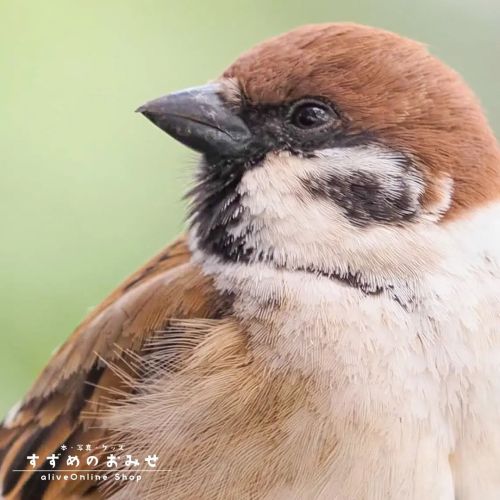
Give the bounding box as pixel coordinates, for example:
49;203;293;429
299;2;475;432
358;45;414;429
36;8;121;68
302;169;423;227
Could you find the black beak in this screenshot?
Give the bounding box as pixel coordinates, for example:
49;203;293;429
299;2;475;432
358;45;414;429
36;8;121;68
136;83;252;158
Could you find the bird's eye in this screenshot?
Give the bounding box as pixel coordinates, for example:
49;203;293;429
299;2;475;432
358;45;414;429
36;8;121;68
289;101;333;129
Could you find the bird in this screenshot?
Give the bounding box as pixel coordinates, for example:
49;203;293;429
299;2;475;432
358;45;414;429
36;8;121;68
1;21;500;500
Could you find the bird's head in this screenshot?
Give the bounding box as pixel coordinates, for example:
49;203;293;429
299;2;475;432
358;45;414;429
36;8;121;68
138;23;500;283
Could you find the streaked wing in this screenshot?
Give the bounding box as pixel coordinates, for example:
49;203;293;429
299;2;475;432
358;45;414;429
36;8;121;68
0;236;226;499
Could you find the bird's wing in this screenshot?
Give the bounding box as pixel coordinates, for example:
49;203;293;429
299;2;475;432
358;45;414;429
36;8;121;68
0;236;227;499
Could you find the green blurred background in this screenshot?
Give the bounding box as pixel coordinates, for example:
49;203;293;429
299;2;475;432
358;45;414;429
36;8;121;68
1;0;499;416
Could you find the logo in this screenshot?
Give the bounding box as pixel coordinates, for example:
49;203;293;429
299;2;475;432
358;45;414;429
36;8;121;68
17;444;168;483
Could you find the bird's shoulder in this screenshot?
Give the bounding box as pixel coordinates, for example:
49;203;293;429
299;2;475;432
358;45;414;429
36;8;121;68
0;235;229;499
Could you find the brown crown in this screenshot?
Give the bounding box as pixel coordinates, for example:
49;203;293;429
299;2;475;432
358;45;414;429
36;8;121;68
223;23;500;220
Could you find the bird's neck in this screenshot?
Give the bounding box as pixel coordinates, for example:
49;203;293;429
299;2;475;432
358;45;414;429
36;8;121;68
189;201;500;379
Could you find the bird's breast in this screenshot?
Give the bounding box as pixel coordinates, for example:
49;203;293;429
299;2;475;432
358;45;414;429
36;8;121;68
199;248;500;499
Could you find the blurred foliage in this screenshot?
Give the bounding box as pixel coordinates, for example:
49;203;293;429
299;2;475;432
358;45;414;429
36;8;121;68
0;0;499;415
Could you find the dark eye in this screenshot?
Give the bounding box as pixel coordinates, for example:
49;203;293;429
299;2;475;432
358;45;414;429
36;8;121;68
290;101;333;129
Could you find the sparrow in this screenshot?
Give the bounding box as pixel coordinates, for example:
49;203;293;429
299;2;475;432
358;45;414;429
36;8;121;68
1;22;500;500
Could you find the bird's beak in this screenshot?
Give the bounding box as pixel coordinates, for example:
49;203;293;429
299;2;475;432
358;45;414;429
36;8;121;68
136;83;252;158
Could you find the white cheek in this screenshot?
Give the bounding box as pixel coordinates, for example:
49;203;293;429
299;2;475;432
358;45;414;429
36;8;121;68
237;157;347;240
227;145;436;279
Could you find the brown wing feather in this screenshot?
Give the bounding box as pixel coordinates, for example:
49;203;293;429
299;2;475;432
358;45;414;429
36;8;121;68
0;236;225;499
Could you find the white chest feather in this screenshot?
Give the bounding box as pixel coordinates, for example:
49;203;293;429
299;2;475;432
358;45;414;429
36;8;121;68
192;203;500;500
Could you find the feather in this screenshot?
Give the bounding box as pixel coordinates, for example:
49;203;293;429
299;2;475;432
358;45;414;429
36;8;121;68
0;236;226;499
